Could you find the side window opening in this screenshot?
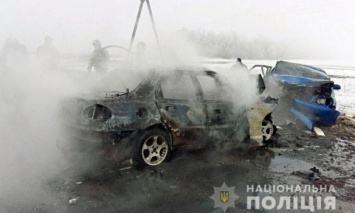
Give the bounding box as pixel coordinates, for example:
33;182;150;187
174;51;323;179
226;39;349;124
160;74;199;101
196;75;229;101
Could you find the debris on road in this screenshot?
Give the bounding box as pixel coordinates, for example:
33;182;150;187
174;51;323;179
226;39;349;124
69;197;79;205
119;166;132;171
308;172;320;181
313;127;325;137
303;130;315;136
329;114;355;138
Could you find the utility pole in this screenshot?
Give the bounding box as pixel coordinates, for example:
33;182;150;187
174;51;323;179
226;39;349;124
128;0;161;53
128;0;145;52
146;0;161;49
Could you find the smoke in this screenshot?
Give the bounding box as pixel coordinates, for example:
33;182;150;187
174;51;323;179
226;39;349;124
158;31;202;66
134;31;260;111
138;30;260;107
211;66;259;109
0;57;81;209
0;31;260;211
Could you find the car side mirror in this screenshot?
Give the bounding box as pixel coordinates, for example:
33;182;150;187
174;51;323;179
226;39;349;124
333;84;341;90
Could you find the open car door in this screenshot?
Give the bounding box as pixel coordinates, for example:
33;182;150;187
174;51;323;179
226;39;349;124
249;65;273;77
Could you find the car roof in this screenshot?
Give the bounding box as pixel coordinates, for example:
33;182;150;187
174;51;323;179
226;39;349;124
275;60;327;74
132;66;219;98
147;66;219;80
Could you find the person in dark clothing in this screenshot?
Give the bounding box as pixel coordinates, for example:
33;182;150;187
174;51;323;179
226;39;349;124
87;40;110;73
1;39;28;70
230;58;247;71
36;36;60;70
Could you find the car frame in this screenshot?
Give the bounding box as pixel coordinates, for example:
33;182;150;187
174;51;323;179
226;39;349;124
58;67;274;167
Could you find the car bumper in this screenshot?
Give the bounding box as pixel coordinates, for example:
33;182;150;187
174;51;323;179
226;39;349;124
291;98;340;129
57;125;135;152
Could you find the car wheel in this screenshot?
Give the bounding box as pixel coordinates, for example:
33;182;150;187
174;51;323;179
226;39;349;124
261;119;276;141
134;128;171;168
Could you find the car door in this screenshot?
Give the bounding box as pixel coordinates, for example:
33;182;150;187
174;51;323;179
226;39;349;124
156;72;208;147
250;65;279;96
194;73;236;142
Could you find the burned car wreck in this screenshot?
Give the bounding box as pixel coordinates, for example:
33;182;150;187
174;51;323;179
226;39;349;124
251;61;341;130
58;67;276;167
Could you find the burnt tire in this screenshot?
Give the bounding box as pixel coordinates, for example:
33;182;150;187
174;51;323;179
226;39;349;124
262;119;276;142
134;128;171;168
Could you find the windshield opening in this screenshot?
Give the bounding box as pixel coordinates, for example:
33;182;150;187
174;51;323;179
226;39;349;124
84;69;148;93
275;61;329;80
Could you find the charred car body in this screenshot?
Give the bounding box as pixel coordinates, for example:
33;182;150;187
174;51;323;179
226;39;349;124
58;67;275;167
251;61;341;130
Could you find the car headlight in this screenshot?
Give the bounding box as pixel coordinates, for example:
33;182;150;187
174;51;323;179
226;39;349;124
316;98;326;105
83;104;112;120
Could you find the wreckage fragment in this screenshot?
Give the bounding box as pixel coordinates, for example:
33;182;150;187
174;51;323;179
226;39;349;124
251;61;341;131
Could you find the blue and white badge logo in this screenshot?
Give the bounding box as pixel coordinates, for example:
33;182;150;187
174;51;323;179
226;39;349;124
210;182;239;212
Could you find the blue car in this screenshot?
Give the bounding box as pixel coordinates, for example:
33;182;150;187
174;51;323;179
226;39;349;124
251;61;341;130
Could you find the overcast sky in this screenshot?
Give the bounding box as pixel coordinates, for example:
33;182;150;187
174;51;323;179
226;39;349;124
1;0;354;59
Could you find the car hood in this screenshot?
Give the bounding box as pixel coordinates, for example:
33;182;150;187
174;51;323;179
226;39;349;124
273;74;329;85
277;76;335;99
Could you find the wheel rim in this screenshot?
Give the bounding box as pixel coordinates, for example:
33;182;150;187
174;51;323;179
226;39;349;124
141;135;169;166
261;120;274;141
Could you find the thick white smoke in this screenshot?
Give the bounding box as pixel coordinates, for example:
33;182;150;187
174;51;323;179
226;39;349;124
0;59;80;209
0;33;260;211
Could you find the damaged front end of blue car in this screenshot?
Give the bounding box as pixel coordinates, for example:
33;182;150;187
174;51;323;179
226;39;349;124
287;82;341;130
267;61;341;130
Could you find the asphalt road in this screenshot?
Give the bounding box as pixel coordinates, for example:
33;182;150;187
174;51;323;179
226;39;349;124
2;121;355;213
